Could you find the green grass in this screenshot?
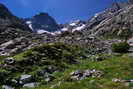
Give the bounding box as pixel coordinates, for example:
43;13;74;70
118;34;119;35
0;56;7;64
1;43;133;89
22;54;133;89
13;49;32;61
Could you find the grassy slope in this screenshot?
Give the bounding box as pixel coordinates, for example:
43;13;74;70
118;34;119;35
23;54;133;89
0;43;133;89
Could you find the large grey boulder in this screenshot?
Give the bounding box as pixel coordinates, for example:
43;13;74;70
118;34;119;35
19;74;33;84
2;85;14;89
23;82;39;88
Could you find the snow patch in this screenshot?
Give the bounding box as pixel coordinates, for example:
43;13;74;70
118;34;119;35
37;29;60;36
61;28;68;32
70;23;76;26
37;30;50;34
26;21;33;31
26;21;32;24
72;24;86;32
54;31;61;35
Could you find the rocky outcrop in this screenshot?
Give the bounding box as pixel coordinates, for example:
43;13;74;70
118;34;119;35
87;2;122;29
91;5;133;39
70;69;103;81
0;3;33;48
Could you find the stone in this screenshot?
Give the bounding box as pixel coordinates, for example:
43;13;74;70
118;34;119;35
0;48;4;52
11;79;18;84
0;52;9;56
128;53;133;57
112;78;122;82
112;78;133;84
1;40;14;48
23;82;39;88
124;79;133;82
70;69;103;81
45;77;51;82
84;69;91;77
71;70;83;75
2;85;14;89
44;73;55;82
4;57;15;65
19;74;33;84
70;76;79;81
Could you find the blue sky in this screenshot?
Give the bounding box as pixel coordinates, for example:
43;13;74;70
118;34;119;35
0;0;126;23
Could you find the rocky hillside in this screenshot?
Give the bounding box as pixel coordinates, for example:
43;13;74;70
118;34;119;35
85;2;133;39
0;3;33;44
0;3;46;56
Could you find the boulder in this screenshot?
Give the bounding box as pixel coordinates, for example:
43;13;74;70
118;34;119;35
19;74;33;84
112;78;133;83
23;82;39;88
2;85;14;89
43;73;55;82
4;57;15;65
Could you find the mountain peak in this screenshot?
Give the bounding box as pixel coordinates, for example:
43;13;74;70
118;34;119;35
0;3;32;32
33;12;50;19
0;3;14;19
36;12;49;16
25;12;59;32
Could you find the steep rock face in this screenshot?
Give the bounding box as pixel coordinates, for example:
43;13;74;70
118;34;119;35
25;13;59;32
0;3;38;56
0;3;31;32
0;3;32;45
87;2;124;29
90;5;133;39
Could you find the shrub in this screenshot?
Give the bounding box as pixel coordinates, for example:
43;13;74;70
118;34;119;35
111;42;130;53
0;69;9;85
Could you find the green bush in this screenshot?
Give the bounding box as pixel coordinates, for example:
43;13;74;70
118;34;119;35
111;42;130;53
0;69;9;85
